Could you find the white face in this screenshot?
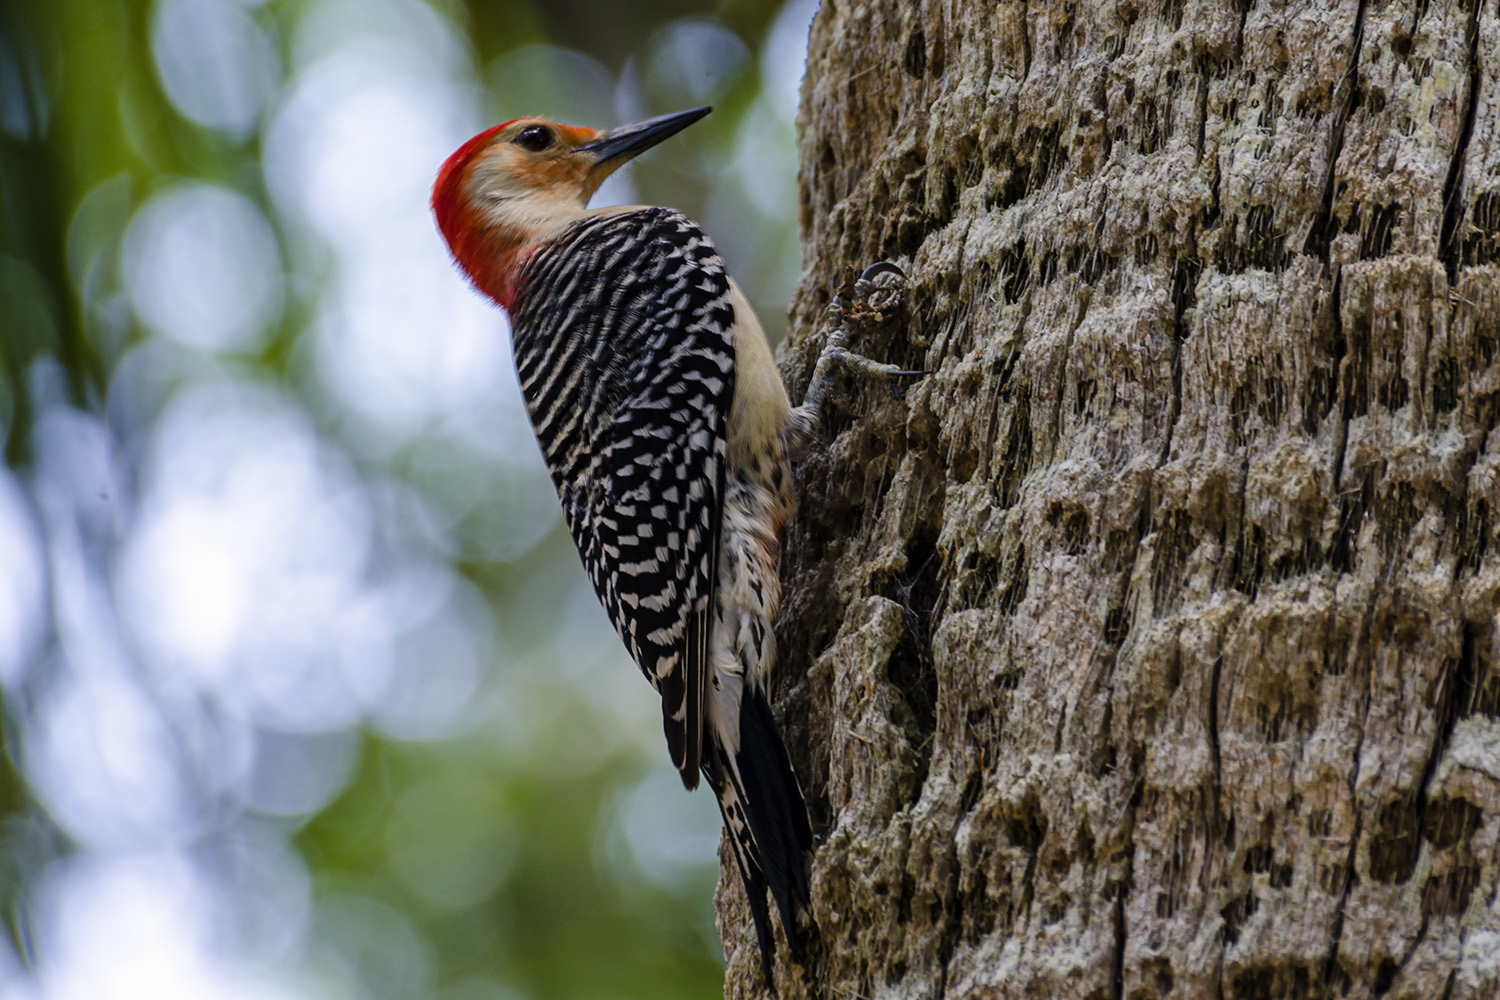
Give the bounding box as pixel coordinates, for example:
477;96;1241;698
461;120;611;237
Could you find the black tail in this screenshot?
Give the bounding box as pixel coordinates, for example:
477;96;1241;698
707;686;814;982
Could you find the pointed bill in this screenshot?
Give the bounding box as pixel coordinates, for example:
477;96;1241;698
577;106;712;166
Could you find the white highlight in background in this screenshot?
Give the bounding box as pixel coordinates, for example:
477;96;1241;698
122;184;285;352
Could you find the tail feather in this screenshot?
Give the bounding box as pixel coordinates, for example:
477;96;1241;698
711;776;777;981
706;686;813;981
738;687;813;934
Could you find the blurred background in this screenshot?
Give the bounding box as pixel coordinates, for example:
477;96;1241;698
0;0;815;996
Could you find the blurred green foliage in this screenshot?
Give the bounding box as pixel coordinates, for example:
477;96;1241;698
0;0;809;997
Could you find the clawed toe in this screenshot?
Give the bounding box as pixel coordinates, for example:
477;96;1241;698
795;262;923;424
853;261;906;301
858;261;905;283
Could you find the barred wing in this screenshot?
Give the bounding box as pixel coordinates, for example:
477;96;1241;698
509;208;737;787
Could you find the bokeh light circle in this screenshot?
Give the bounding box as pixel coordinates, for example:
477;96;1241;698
122;184;284;352
151;0;282;138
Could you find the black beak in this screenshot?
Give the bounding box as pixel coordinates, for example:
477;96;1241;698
577;106;711;164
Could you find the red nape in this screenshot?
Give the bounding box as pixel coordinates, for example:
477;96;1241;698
432;120;535;313
450;222;532;314
431;121;518;245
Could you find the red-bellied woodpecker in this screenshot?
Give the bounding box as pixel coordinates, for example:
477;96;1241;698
431;105;921;979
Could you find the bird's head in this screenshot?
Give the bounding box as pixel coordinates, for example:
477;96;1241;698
433;106;710;311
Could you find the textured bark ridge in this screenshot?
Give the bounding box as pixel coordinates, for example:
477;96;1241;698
714;1;1500;998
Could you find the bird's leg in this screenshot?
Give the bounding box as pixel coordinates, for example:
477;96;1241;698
802;263;923;409
786;263;926;461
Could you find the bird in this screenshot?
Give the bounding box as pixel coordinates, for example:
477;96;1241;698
431;105;920;980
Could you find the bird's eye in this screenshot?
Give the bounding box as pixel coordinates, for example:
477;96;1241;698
515;125;554;152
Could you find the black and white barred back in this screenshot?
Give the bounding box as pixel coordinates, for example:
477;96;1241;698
512;208;733;782
511;208;812;975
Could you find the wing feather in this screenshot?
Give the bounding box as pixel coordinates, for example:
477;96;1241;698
510;209;736;787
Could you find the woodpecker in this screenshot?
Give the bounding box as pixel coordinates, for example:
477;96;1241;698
432;105;920;979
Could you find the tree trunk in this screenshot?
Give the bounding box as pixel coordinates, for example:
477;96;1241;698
716;0;1500;997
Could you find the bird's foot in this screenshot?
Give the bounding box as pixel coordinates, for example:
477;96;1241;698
787;263;927;458
816;262;926;398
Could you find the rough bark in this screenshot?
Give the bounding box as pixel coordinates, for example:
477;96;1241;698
715;1;1500;998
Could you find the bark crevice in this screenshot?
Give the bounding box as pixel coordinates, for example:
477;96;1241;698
1438;0;1482;280
1304;0;1370;263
